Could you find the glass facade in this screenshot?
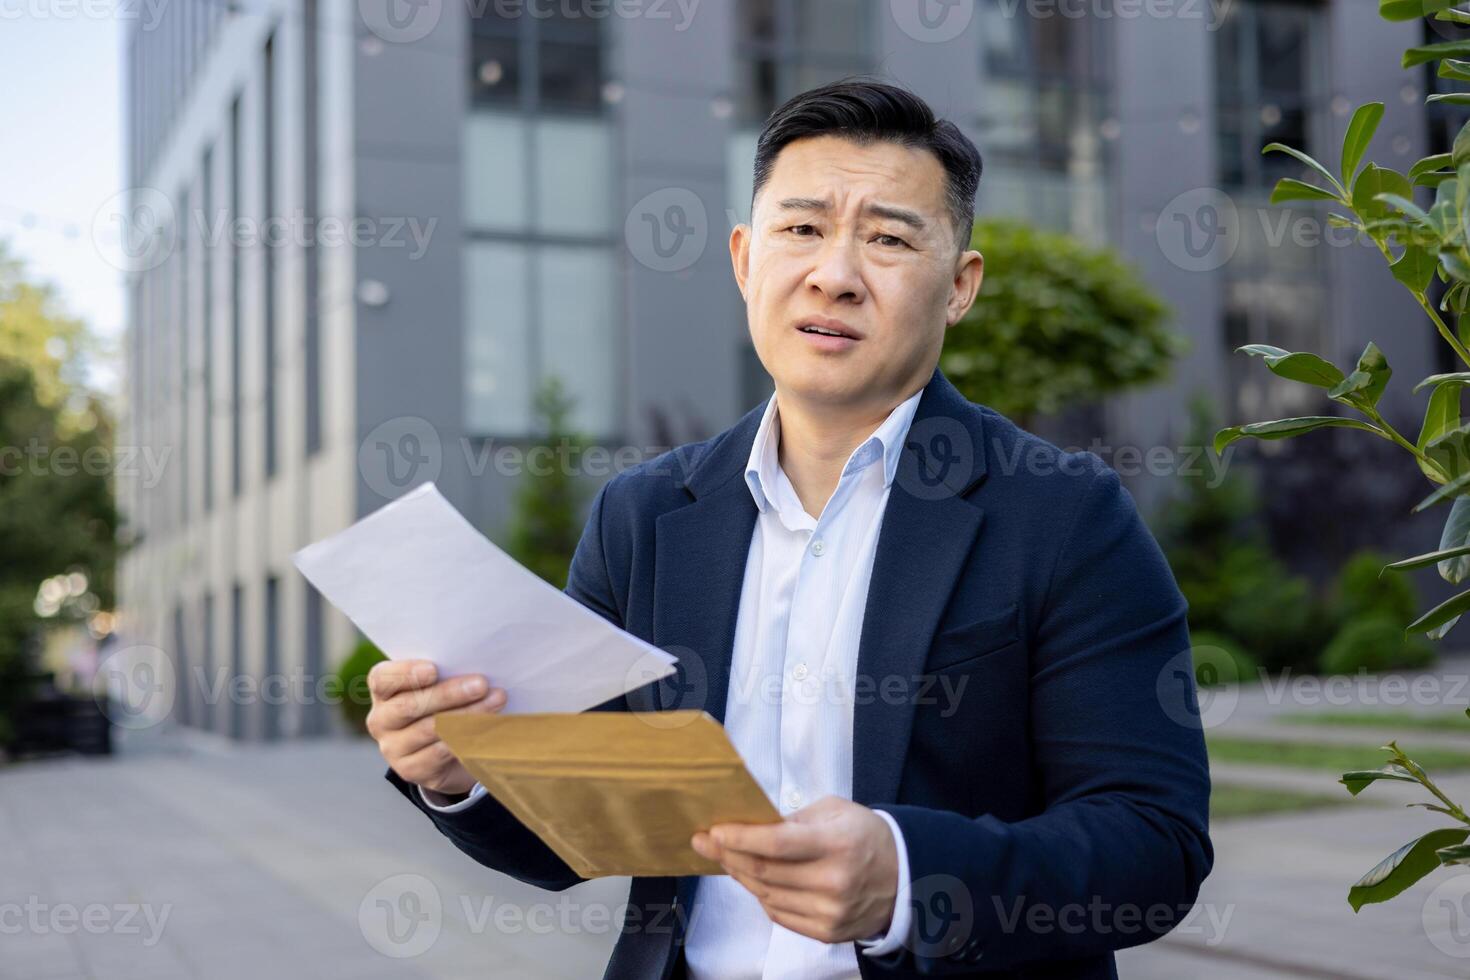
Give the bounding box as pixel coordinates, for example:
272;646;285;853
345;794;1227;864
975;0;1113;244
1215;0;1330;423
463;4;620;438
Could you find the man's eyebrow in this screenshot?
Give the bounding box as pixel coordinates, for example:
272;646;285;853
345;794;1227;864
773;197;928;231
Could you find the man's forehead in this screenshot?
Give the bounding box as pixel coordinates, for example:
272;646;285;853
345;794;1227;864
761;136;946;210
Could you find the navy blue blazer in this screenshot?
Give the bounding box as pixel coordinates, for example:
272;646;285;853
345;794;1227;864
385;366;1213;979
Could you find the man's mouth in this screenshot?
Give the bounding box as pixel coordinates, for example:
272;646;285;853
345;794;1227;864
794;318;862;340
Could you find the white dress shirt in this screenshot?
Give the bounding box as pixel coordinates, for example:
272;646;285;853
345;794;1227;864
424;388;920;978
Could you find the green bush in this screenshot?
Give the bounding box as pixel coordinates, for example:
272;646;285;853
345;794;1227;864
1188;630;1259;686
1329;549;1418;626
1158;398;1329;674
1318;615;1435;676
330;639;386;734
941;218;1182;426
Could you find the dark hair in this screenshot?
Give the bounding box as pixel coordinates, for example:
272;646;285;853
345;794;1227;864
751;77;983;252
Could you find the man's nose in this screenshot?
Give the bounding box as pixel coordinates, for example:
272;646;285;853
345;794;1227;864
805;236;866;303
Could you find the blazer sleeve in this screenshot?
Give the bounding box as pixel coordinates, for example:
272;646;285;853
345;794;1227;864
872;462;1214;972
382;478;630;893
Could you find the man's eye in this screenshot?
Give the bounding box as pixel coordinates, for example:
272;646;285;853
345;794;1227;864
874;234;909;248
788;224;817;236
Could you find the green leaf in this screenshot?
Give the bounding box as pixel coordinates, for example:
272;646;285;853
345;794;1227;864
1342;103;1385;185
1407;584;1470;633
1404;40;1470;70
1418;380;1465;484
1443;248;1470;281
1413;153;1457;181
1441;5;1470;24
1349;828;1470;912
1429;615;1463;641
1394;243;1440;293
1382;0;1460;20
1443;60;1470;83
1428;93;1470;106
1441;496;1470;584
1236;344;1346;388
1341;764;1418;796
1271;177;1341;205
1214;417;1387;455
1456;119;1470;169
1413;469;1470;511
1264;142;1347;198
1383;543;1470;572
1415;372;1470;392
1438;843;1470;866
1327;342;1393;409
1354;165;1415;241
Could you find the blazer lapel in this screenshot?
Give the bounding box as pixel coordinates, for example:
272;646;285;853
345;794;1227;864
851;368;989;806
650;403;765;722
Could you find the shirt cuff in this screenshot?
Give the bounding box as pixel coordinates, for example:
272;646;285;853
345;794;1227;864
418;781;488;813
856;808;911;957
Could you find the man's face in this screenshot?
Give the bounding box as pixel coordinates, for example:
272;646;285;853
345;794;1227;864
730;134;983;413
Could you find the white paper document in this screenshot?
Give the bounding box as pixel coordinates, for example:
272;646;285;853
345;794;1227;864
292;482;678;714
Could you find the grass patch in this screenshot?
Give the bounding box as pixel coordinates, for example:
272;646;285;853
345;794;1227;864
1278;711;1470;734
1206;736;1470;773
1211;783;1352;821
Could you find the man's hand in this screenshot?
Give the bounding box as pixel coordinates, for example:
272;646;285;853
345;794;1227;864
691;796;899;944
366;659;507;798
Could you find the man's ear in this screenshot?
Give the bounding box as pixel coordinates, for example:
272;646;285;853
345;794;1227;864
730;223;751;301
945;249;984;327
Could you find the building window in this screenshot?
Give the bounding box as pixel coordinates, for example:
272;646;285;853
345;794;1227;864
263;35;278;478
201;591;215;732
264;575;280;740
303;584;326;736
726;0;874;222
974;0;1113;243
1215;0;1328;423
178;183;190;522
464;7;620;438
202;146;215;511
230;583;244;739
229;96;243;498
304;0;323;456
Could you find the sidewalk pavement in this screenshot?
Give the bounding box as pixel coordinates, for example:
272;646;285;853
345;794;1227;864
6;725;1470;978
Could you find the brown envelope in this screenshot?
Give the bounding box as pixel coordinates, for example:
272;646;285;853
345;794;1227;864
435;709;782;878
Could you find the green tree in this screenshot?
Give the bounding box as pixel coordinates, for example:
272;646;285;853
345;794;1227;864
1214;0;1470;913
504;376;590;589
0;243;118;746
941;218;1183;426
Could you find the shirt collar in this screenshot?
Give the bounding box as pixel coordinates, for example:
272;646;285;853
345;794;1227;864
743;386;924;516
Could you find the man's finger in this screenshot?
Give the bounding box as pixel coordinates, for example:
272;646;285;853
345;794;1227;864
386;693;506;756
710;820;826;862
382;676;496;729
716;847;820;889
369;659;438;698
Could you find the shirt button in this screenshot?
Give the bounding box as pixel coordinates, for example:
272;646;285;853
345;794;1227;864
810;538;825;556
785;789;803;810
792;663;809;681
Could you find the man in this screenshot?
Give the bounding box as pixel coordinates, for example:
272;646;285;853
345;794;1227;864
367;78;1212;979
